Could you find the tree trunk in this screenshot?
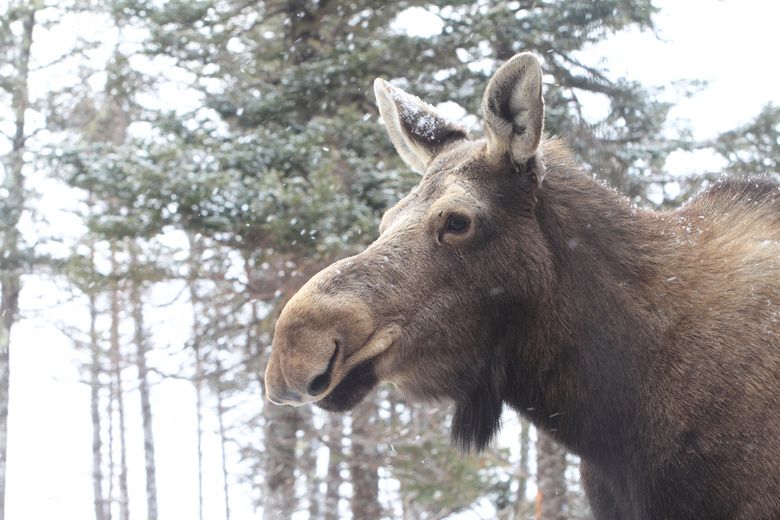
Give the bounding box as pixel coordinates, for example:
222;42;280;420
129;242;158;520
350;399;382;519
260;340;300;520
242;252;300;520
324;414;343;520
88;230;107;520
297;408;321;520
214;360;231;520
110;245;130;520
262;402;300;519
536;432;567;520
90;290;107;520
514;418;532;519
106;371;115;520
186;234;205;520
194;345;204;520
0;7;35;520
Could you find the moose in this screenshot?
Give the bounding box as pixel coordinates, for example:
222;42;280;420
264;53;780;519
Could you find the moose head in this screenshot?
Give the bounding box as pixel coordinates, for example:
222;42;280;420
264;53;554;450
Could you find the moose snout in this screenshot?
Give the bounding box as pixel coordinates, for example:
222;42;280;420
264;268;378;406
265;333;341;406
265;349;335;406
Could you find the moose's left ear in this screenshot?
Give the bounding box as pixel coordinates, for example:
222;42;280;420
482;53;544;174
374;79;469;174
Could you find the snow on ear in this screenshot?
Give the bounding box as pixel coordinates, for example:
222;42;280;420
481;53;544;171
374;78;468;175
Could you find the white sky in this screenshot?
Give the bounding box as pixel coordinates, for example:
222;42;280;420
596;0;780;138
6;1;780;519
590;0;780;177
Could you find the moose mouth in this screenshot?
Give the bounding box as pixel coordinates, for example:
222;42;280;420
315;359;379;412
312;324;400;411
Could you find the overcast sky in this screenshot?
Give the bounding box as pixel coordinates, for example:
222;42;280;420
6;1;780;519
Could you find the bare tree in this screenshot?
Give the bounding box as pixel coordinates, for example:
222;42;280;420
0;5;35;519
214;360;232;520
109;245;130;520
129;241;158;520
89;290;108;520
106;370;115;520
86;228;108;520
186;234;206;520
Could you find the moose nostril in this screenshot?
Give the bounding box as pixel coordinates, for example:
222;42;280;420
307;340;339;396
307;372;331;396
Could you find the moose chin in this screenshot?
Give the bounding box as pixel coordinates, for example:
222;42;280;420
264;52;780;519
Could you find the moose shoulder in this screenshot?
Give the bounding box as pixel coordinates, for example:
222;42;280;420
264;53;780;519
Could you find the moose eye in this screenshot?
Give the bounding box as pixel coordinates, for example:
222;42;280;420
445;214;470;233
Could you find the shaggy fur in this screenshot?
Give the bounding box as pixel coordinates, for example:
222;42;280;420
265;54;780;519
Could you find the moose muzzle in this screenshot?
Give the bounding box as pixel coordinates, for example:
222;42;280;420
264;260;399;406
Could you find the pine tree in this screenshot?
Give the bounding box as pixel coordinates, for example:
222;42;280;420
714;104;780;176
214;359;232;520
57;25;165;518
57;216;112;520
128;241;159;520
0;5;36;518
63;204;110;520
108;243;131;520
88;264;109;520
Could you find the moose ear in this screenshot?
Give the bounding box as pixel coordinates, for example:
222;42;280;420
374;79;469;175
481;53;544;173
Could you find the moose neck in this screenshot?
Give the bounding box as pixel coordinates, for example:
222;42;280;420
505;159;680;465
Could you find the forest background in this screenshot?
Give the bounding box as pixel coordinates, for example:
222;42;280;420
1;0;779;519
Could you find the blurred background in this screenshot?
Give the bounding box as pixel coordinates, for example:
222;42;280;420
1;0;778;519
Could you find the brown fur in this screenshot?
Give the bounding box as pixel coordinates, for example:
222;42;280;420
265;54;780;519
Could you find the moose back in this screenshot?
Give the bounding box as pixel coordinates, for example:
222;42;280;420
264;53;780;519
